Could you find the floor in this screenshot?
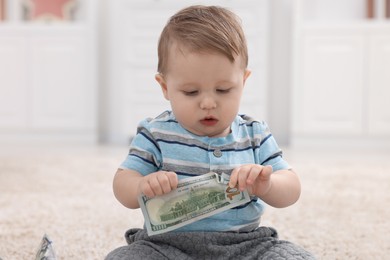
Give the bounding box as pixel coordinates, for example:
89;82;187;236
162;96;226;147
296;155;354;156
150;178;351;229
0;143;389;259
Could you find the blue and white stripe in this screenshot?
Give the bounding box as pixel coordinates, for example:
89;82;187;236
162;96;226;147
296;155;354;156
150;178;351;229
120;110;290;232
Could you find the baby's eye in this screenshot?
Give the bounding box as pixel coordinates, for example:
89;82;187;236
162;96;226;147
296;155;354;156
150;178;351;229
183;90;198;96
216;88;231;94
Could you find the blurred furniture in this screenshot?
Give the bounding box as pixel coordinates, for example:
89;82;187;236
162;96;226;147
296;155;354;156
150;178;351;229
0;0;5;21
23;0;78;21
0;0;97;143
292;0;390;148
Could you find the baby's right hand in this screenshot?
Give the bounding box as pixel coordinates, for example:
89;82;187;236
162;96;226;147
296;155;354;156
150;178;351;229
139;171;178;198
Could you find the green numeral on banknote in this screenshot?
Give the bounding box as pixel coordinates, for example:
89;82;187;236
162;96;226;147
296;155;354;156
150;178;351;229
152;224;167;231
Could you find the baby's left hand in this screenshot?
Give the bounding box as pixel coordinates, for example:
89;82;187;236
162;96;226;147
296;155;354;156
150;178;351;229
229;164;273;197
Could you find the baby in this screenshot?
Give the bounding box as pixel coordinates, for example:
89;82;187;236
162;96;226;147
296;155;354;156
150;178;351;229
106;5;315;259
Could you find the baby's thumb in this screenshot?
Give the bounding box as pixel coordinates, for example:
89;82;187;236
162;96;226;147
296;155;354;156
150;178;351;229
265;165;273;173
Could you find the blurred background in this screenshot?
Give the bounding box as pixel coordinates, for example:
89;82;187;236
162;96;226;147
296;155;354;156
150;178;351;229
1;3;390;257
0;0;389;149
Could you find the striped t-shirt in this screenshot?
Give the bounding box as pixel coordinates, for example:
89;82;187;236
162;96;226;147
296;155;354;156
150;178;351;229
120;110;290;232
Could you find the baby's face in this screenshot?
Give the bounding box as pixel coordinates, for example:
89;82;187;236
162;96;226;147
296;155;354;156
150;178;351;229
156;46;251;137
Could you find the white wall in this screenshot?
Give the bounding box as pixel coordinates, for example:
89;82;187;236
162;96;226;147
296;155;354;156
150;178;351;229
267;0;293;145
291;0;390;149
6;1;384;146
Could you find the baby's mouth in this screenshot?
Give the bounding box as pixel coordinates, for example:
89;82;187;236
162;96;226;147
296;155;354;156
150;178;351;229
200;116;218;126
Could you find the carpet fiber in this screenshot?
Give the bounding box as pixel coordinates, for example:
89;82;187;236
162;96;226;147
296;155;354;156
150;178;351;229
0;145;389;259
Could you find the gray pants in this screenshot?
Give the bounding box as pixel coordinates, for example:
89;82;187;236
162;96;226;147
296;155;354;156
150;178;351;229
106;227;315;260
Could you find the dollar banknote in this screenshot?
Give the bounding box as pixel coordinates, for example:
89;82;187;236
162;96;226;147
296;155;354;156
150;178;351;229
138;172;250;236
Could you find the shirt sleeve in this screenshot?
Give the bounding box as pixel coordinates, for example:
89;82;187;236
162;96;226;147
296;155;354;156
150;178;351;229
119;119;162;176
252;121;290;171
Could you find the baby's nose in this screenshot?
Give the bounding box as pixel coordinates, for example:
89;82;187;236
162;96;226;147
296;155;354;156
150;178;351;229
200;96;217;110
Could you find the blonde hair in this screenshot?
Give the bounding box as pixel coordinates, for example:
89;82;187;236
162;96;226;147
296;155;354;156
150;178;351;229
157;5;248;74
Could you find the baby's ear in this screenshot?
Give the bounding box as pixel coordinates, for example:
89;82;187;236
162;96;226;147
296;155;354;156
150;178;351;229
155;74;169;100
243;69;251;85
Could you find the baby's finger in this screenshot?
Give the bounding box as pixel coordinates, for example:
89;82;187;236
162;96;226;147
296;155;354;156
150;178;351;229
246;166;260;185
237;168;249;191
229;167;240;188
157;172;173;194
166;171;178;189
260;165;273;180
148;176;163;196
141;179;155;198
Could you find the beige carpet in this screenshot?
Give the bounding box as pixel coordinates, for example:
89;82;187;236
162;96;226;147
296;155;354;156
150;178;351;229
0;144;389;259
